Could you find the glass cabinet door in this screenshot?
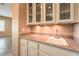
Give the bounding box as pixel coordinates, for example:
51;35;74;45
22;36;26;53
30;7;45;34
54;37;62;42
44;3;55;23
57;3;75;23
60;3;70;20
29;3;32;23
27;3;33;24
35;3;41;23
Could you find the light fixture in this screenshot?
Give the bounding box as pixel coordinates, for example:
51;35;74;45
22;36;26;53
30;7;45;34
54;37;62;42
48;6;51;9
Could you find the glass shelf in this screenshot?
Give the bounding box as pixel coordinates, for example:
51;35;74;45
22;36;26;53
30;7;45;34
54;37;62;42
46;14;53;17
60;10;70;13
36;12;41;14
36;3;41;7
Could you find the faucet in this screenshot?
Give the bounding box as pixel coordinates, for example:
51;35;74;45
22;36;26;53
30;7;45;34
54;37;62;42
54;25;60;39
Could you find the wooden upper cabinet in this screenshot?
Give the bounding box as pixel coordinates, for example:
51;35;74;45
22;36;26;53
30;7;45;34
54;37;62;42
26;3;78;25
56;3;76;23
43;3;56;24
27;3;34;25
34;3;42;24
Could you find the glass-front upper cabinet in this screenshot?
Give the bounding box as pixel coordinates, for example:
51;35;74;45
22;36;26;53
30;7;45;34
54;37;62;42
34;3;42;24
43;3;55;24
57;3;75;23
27;3;33;25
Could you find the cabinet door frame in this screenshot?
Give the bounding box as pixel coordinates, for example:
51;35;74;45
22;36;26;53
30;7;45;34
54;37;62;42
26;3;34;25
43;3;56;24
28;47;38;56
56;3;75;23
34;3;43;25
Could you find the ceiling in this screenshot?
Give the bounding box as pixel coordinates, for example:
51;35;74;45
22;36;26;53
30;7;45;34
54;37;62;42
0;3;12;17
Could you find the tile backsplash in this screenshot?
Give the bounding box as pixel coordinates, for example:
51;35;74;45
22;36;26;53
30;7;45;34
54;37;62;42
26;24;74;36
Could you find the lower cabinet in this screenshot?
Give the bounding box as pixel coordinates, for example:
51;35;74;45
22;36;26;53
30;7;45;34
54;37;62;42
20;39;38;56
28;40;38;56
20;39;79;56
39;43;79;56
20;45;27;56
20;39;28;56
28;47;38;56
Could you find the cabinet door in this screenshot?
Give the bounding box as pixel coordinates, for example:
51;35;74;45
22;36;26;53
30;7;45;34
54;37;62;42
20;39;28;56
28;47;38;56
20;39;27;45
57;3;75;23
27;3;33;25
34;3;42;24
28;40;38;49
43;3;55;24
20;45;26;56
39;43;79;56
28;40;38;56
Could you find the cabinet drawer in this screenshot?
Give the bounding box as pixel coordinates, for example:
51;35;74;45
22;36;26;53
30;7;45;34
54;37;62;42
20;39;27;45
28;47;38;56
39;43;79;56
28;40;38;49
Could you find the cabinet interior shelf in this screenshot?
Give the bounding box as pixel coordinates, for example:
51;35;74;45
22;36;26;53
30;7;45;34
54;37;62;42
36;4;41;7
60;10;70;13
36;12;41;14
46;14;53;16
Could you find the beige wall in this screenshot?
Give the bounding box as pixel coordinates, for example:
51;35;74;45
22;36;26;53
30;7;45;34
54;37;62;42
73;4;79;43
19;4;27;34
73;23;79;43
74;23;79;38
27;24;73;36
0;16;12;36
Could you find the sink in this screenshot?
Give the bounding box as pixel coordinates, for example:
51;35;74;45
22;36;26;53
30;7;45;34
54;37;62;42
47;36;68;46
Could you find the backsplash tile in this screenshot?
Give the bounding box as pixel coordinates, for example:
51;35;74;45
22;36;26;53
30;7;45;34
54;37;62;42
26;24;74;37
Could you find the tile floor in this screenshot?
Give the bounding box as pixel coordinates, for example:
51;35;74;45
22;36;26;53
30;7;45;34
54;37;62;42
0;37;12;56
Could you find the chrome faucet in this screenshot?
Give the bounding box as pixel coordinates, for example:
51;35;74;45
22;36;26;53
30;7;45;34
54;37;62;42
54;25;60;39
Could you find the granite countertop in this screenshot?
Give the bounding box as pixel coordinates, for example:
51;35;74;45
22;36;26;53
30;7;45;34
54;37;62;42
20;33;79;53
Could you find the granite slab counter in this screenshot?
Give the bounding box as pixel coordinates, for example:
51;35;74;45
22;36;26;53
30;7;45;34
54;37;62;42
20;33;79;53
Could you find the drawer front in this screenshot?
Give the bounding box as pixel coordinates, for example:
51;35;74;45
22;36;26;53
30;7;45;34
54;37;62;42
39;43;79;56
28;40;38;49
28;47;38;56
20;39;27;45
